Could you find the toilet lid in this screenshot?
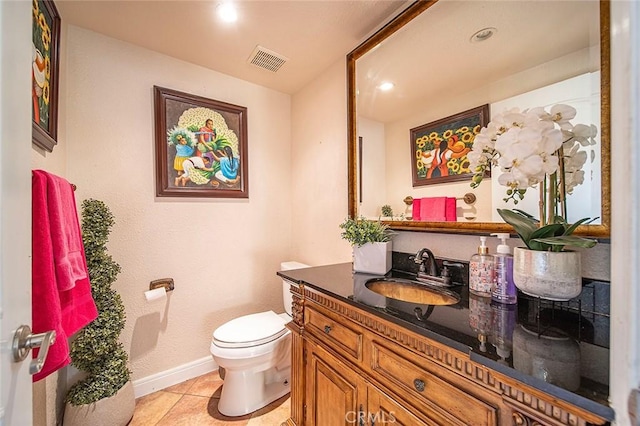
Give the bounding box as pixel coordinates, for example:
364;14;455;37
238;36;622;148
213;311;288;348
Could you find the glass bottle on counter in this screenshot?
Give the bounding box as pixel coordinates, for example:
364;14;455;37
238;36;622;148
469;236;494;296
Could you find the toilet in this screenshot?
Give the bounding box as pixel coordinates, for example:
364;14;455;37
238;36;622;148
210;261;308;417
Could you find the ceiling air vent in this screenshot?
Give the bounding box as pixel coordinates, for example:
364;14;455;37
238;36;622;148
247;45;288;73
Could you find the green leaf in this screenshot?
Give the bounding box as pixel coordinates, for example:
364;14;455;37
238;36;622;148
563;217;597;236
530;224;565;239
532;235;598;249
526;224;564;250
497;209;538;248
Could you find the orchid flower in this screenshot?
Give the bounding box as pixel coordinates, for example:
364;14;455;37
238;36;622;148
468;104;598;251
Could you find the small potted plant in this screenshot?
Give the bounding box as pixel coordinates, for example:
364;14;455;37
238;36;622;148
339;216;393;275
380;204;394;219
468;104;598;300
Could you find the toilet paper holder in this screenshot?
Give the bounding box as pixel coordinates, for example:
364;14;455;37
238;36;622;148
149;278;175;292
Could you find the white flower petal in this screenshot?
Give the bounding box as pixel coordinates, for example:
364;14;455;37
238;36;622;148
550;104;577;123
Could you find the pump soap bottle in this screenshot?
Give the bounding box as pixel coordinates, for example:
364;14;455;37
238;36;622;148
469;236;494;297
491;233;517;304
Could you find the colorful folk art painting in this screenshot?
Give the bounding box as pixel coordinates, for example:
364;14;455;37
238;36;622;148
154;87;248;198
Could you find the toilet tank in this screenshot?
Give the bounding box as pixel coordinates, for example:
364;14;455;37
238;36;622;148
280;261;309;316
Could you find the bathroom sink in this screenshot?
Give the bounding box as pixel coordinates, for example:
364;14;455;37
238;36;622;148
365;278;460;306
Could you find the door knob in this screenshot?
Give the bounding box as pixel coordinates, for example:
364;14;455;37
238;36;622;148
12;325;56;375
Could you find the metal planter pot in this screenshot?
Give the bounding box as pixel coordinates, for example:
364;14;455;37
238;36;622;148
513;248;582;301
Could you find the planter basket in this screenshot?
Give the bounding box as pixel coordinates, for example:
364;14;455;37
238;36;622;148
353;241;392;275
63;380;135;426
512;248;582;301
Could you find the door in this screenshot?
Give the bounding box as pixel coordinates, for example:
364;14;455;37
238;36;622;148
367;386;432;426
1;0;35;424
305;341;366;426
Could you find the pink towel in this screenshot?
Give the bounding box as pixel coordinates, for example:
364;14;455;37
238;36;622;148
45;172;87;291
420;197;447;221
445;197;457;222
412;198;421;221
419;197;458;221
32;170;98;382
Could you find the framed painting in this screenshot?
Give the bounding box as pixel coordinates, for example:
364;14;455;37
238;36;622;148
154;87;249;198
410;104;490;187
32;0;61;152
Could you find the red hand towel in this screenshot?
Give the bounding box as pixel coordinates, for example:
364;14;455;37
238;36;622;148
420;197;447;221
45;172;87;291
32;170;98;382
445;197;457;222
412;198;422;221
32;170;70;381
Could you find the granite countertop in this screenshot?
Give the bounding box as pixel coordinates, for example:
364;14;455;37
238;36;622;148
278;262;614;422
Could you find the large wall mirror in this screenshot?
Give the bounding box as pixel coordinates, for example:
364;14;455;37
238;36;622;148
347;0;610;237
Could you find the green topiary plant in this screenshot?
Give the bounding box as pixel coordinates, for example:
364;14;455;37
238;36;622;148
66;199;130;406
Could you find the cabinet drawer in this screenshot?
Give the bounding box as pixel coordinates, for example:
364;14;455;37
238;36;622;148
305;305;363;362
369;340;498;426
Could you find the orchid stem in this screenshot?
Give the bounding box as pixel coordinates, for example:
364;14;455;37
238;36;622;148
557;145;567;220
539;179;546;227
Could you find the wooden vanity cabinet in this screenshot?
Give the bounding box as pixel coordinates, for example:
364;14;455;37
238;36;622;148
285;282;608;426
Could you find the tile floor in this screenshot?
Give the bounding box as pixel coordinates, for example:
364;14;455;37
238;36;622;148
129;370;290;426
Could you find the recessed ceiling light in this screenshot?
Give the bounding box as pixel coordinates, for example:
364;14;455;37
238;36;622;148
378;82;394;91
217;2;238;23
470;27;497;43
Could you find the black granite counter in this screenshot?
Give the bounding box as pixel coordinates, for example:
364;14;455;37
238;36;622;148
278;262;614;422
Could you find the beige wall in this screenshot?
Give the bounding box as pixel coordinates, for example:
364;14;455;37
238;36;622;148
290;59;352;266
62;25;293;380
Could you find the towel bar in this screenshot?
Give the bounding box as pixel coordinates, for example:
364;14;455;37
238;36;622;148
404;192;476;206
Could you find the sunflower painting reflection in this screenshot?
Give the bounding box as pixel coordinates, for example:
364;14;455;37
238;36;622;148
410;105;490;187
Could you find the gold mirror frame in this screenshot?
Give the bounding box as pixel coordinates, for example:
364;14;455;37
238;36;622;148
347;0;610;237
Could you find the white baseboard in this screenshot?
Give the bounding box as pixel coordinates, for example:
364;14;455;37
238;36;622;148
132;356;217;398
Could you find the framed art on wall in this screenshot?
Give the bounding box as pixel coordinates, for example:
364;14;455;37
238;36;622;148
154;86;249;198
410;104;489;187
32;0;60;152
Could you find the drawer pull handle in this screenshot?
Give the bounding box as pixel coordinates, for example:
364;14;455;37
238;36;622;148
414;378;426;392
324;325;331;334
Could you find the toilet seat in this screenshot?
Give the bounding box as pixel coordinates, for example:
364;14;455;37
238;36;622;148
213;311;288;349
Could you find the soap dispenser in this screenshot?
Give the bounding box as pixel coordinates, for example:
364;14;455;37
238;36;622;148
491;233;517;304
469;236;494;296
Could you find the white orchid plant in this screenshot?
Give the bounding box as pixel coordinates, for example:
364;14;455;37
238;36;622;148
468;104;598;251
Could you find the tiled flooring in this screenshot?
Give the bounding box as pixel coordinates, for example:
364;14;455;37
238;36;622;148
129;370;290;425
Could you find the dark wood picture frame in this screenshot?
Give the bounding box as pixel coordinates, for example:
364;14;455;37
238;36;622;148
154;86;249;198
32;0;60;152
410;104;490;187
